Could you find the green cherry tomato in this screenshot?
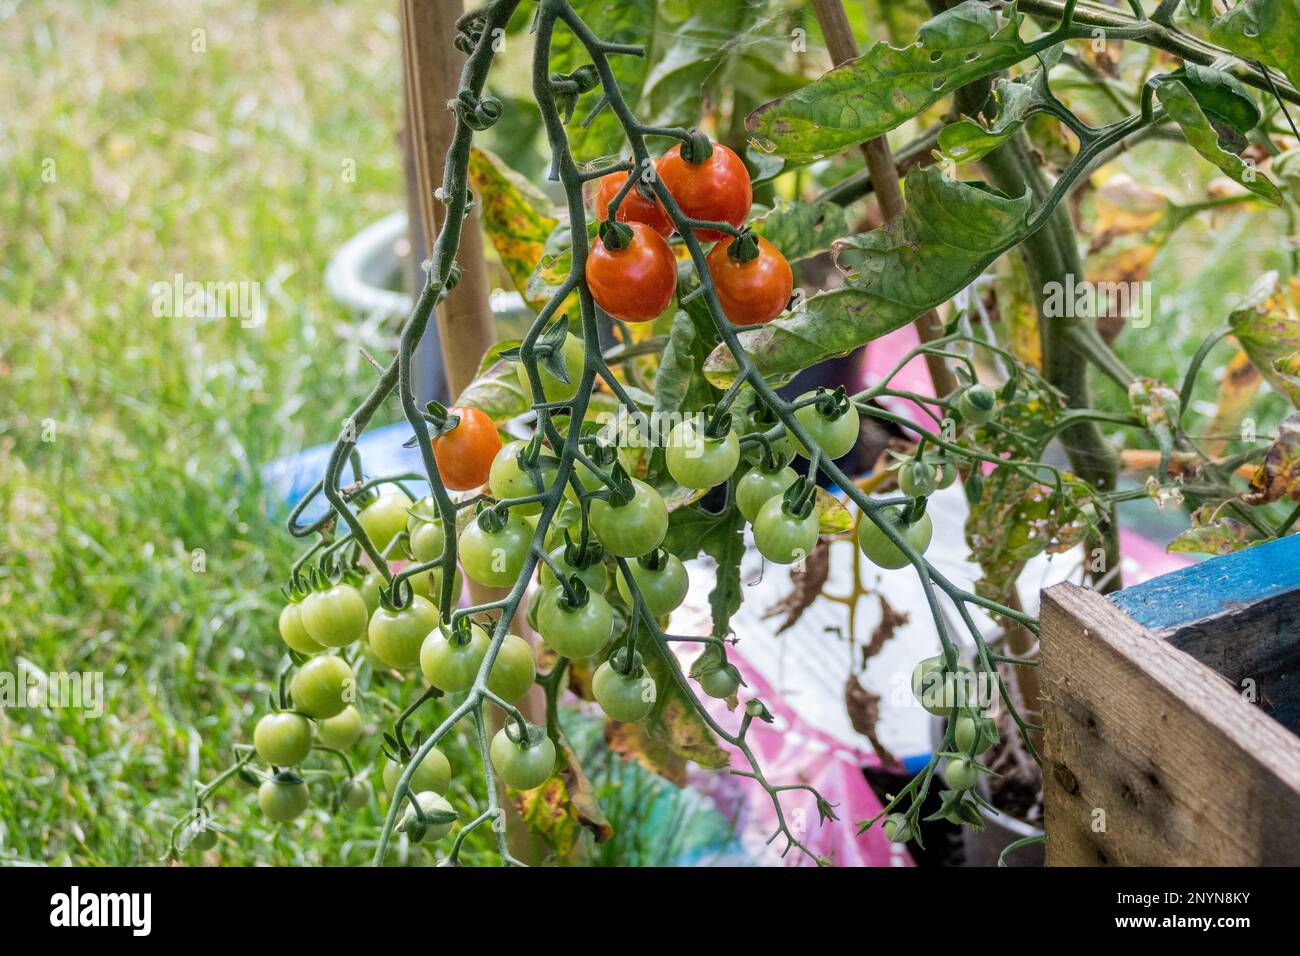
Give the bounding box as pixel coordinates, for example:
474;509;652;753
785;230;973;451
186;822;218;852
958;384;997;425
911;655;976;715
489;440;551;516
367;594;438;670
278;601;325;655
407;563;464;608
420;622;490;692
698;663;743;699
289;655;356;719
735;463;798;522
358;574;382;614
792;390;860;460
536;588;613;660
316;705;364;750
408;515;447;564
254;712;313;767
489;724;556;791
398;790;457;843
856;506;934;570
340;778;371;811
300;583;369;649
407;496;438;533
944;756;981;790
357;490;414;553
954;713;996;755
459;511;532;588
589;478;668;557
897;459;937;498
514;332;586;404
665;418;741;489
616;552;689;617
383;747;452;796
882;813;912;843
538;543;608;593
592;657;657;723
752;496;820;565
258;773;310;823
933;458;958;489
487;633;538;703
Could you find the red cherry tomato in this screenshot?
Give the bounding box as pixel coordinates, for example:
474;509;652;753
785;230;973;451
594;172;673;238
656;142;752;242
585;221;676;323
705;235;793;326
432;406;502;491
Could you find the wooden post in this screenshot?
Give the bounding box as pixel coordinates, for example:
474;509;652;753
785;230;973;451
401;0;496;400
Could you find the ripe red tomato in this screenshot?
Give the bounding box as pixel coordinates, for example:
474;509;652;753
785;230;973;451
432;406;501;491
705;235;792;326
656;141;752;242
585;221;676;323
594;172;673;238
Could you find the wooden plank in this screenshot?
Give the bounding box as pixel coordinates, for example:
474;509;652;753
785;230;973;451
1040;582;1300;865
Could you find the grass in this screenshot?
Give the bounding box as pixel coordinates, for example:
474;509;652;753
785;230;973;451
0;0;456;865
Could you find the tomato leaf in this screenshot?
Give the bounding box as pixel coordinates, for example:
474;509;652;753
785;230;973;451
751;197;854;262
1245;411;1300;504
512;730;612;858
467;148;561;308
1168;504;1257;555
663;503;744;640
703;167;1032;387
1228;271;1300;405
1151;75;1282;205
549;0;656;162
937;73;1046;165
746;0;1034;164
456;339;530;422
636;630;730;772
1209;0;1300;91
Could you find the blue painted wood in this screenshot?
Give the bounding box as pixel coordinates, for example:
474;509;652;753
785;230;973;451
1111;533;1300;630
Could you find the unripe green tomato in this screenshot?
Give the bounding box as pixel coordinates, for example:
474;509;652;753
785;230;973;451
487;633;538;703
258;775;310;823
856;506;933;570
538;544;607;592
665;418;741;490
316;704;364;750
792;390;860;459
933;459;958;489
186;821;218;852
279;602;325;655
698;663;742;699
735;463;798;522
514;332;586;404
536;588;613;660
409;516;447;564
420;622;490;692
489;440;549;516
407;563;464;608
398;790;456;843
458;511;532;587
958;384;997;425
358;574;382;614
592;659;657;723
588;478;668;558
489;725;556;790
407;496;439;534
383;746;452;796
290;655;356;719
300;583;369;648
954;713;996;755
616;553;689;617
882;813;911;843
897;459;937;498
367;594;438;670
253;711;314;767
340;778;371;811
944;756;981;790
910;655;976;716
752;496;820;565
357;490;414;553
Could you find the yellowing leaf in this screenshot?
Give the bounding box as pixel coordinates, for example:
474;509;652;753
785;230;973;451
468;147;559;310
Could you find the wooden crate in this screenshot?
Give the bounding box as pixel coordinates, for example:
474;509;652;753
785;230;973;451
1040;534;1300;865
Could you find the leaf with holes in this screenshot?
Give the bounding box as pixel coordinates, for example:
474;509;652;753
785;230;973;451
703;166;1032;387
938;73;1047;165
746;0;1036;164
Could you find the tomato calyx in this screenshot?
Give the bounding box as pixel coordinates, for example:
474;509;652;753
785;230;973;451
414;400;461;441
555;573;591;611
758;446;791;474
270;768;305;787
725;227;762;264
502;719;548;750
780;475;817;521
599;461;638;508
475;503;511;534
800;385;850;422
678;128;715;164
597;218;635;252
699;403;733;441
607;645;644;679
636;547;669;573
561;530;603;571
